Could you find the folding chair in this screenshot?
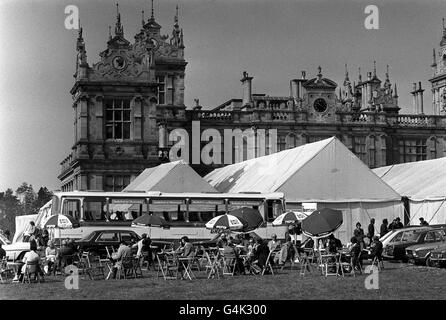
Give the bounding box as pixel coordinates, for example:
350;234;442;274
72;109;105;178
116;256;135;279
133;256;144;278
320;254;340;277
299;248;315;276
22;261;42;283
261;250;275;276
222;254;237;276
85;254;106;280
204;251;221;279
0;257;14;283
156;253;179;280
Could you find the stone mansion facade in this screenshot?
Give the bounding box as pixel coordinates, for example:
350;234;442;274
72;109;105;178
59;4;446;191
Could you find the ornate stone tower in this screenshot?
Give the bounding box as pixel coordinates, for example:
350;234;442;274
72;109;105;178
59;2;187;191
429;18;446;115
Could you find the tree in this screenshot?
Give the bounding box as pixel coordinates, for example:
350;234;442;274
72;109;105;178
16;182;37;215
35;187;53;211
0;188;21;236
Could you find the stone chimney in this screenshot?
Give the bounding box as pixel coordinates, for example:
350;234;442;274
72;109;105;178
290;70;307;101
411;83;419;114
240;71;253;106
418;82;424;114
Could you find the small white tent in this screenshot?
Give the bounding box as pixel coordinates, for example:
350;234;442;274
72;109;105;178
373;157;446;226
205;137;403;243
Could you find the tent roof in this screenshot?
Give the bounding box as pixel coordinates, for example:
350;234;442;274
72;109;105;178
124;160;218;193
373;157;446;201
205;137;401;203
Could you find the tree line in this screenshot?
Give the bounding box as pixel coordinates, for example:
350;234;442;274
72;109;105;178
0;182;53;237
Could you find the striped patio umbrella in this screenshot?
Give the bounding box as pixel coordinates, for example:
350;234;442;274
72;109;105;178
205;214;248;231
272;211;308;226
44;214;80;229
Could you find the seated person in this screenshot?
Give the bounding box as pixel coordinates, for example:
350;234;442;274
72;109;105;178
297;237;314;255
23;221;36;242
56;240;75;272
251;239;270;274
274;235;296;265
327;234;343;254
363;236;383;262
267;234;281;252
44;241;58;274
111;240;133;279
14;240;44;282
222;238;244;274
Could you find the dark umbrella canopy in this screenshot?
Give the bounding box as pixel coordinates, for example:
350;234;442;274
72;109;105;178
229;207;264;231
301;208;343;237
131;214;169;227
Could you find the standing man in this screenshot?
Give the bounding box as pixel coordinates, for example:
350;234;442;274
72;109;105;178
367;218;375;246
380;219;389;237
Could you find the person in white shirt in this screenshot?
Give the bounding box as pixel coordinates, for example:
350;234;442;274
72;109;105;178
132;233;147;258
14;240;43;282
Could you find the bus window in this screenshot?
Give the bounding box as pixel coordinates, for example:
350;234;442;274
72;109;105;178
267;202;274;222
62;199;80;220
84;198;106;221
170;211;185;222
273;201;283;219
200;212;214;222
188;211;200;222
162;211;170;222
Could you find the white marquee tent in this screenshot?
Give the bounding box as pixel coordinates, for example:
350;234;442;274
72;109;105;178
124;160;218;193
205;137;404;242
373;157;446;226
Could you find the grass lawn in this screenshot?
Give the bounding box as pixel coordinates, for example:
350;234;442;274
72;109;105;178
1;261;445;300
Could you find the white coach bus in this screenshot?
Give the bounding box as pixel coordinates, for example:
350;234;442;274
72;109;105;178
40;191;287;241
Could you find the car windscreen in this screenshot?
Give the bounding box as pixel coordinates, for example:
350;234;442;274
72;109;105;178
79;232;97;242
402;231;422;242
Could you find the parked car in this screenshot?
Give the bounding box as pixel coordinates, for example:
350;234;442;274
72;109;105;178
381;226;431;256
384;227;446;262
75;230;173;258
2;241;32;261
405;229;446;265
429;243;446;267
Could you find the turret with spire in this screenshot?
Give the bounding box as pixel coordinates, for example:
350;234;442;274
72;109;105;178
74;19;88;79
170;5;182;47
115;3;124;38
441;17;446;46
342;63;353;101
384;65;391;90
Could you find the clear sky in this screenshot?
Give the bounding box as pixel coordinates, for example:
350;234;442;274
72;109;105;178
0;0;445;192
